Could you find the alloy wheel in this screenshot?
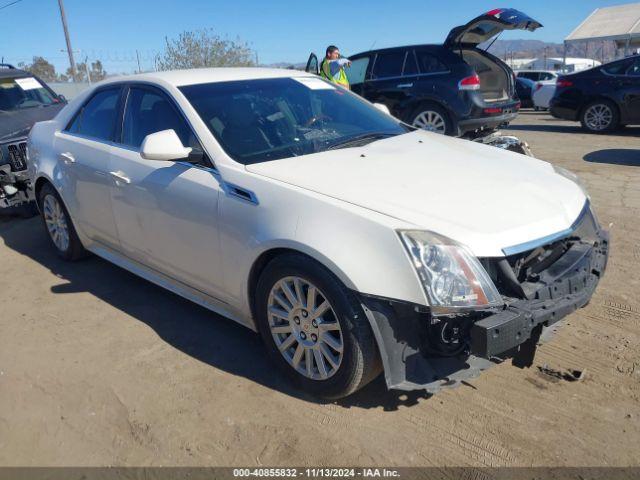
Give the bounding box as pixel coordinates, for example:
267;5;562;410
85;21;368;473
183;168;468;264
412;110;447;134
584;104;613;131
43;194;70;252
267;276;343;380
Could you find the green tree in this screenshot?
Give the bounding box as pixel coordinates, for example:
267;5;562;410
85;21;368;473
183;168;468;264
65;60;107;82
155;29;256;70
24;56;57;82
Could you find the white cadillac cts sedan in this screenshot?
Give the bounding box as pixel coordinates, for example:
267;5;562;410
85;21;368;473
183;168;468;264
28;69;609;398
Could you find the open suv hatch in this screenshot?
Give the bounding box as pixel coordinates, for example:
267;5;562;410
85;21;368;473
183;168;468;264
306;9;542;137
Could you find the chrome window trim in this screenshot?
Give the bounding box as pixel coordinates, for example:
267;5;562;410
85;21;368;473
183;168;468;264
57;130;118;146
501;200;591;257
366;71;451;83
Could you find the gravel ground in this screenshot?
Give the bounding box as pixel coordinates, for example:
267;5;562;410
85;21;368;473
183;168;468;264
0;112;638;467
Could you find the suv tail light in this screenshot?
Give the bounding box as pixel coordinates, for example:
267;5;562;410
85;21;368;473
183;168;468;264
556;79;573;88
485;8;504;17
535;82;543;91
459;74;481;91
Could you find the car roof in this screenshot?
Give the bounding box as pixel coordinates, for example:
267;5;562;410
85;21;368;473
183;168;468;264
0;65;32;79
350;44;443;59
99;67;314;88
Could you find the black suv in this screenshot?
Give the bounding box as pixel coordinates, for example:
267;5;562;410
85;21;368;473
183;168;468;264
0;64;65;213
306;9;541;136
550;55;640;133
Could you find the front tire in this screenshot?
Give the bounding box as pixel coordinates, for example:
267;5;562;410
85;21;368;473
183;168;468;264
38;183;87;261
255;254;381;399
580;100;619;133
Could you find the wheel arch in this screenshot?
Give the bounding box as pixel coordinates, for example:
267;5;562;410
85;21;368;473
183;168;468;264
34;175;54;208
247;245;357;323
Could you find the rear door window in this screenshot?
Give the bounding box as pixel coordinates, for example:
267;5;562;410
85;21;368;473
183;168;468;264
602;59;633;76
403;51;419;76
626;59;640;76
415;51;448;74
67;87;121;141
372;51;406;79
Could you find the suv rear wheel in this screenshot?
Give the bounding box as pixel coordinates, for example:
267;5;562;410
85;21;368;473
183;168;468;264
580;100;619;133
409;103;452;135
255;253;381;399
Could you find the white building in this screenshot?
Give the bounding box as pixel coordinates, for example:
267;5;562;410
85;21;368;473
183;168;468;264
507;57;601;73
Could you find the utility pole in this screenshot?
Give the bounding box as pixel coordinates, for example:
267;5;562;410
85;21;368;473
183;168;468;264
84;56;91;85
136;50;142;73
57;0;76;80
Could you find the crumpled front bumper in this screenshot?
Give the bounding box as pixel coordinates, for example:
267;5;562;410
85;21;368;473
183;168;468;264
471;230;608;359
360;228;609;394
0;138;34;209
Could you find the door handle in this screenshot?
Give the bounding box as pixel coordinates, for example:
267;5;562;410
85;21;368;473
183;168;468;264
109;171;131;185
397;83;413;88
59;152;75;165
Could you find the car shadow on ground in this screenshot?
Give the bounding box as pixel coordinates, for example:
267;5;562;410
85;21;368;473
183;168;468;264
584;149;640;166
506;121;640;136
0;215;432;411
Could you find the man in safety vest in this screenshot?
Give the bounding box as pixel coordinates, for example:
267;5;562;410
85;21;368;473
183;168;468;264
320;45;351;89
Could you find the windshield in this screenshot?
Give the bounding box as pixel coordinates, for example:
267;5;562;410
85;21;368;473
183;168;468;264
0;77;59;112
180;77;408;164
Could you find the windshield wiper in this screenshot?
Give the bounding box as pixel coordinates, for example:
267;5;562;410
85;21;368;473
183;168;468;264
325;132;397;151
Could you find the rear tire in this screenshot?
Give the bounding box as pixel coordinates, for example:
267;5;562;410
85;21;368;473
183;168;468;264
408;103;453;135
580;100;619;133
38;183;87;261
255;253;381;399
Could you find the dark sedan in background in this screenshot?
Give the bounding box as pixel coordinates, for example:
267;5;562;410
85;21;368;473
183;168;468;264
550;54;640;133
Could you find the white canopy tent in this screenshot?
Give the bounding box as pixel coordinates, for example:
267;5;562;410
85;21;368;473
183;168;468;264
565;2;640;60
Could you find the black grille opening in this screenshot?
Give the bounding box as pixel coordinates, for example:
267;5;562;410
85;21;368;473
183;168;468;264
7;142;27;172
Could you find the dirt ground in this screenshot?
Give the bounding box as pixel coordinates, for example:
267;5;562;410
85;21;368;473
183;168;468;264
0;112;639;467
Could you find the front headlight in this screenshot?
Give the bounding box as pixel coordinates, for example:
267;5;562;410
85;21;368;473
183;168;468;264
398;230;503;314
553;165;589;198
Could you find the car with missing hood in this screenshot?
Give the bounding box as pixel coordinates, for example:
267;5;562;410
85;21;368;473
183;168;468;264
28;68;608;398
0;64;66;214
306;9;542;137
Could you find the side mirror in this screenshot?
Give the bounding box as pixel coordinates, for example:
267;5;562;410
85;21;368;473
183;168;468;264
57;94;67;104
140;129;192;161
373;103;391;115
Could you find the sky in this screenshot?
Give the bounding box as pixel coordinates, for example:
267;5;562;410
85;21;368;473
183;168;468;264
1;0;636;75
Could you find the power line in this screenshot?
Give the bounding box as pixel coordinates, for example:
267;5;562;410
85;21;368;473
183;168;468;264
0;0;23;11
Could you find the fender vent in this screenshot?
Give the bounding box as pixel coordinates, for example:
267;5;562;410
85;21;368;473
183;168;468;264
226;183;258;205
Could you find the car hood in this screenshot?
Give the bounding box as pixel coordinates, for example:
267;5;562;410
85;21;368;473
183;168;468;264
0;104;64;143
245;130;587;257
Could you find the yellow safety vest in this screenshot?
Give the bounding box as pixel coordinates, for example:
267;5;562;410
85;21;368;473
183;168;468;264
320;59;350;89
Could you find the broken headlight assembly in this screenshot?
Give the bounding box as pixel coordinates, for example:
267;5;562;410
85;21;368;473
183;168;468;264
399;230;503;315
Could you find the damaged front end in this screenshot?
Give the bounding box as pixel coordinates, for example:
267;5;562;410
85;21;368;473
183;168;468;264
0;139;35;211
361;202;609;393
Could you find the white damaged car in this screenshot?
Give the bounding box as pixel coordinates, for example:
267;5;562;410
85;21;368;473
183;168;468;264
27;68;609;398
